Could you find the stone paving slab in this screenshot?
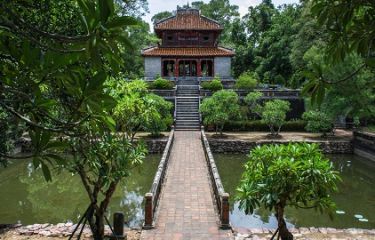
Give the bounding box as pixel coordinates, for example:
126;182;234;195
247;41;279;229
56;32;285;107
141;131;233;240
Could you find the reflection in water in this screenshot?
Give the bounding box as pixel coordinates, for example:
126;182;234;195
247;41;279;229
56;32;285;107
0;155;160;227
215;154;375;229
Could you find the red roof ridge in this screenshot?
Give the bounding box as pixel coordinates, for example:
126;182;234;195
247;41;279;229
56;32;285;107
142;46;234;57
154;8;223;31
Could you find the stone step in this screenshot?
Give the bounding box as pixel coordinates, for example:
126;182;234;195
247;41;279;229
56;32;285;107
176;97;199;101
177;108;199;111
176;117;200;121
177;102;199;105
176;113;200;116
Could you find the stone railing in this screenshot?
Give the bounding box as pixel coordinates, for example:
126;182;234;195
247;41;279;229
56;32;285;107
200;127;230;229
143;127;175;229
353;131;375;161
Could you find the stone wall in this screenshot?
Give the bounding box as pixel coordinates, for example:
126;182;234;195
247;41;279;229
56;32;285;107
208;139;353;154
353;131;375;162
214;57;231;78
143;138;169;153
144;57;161;78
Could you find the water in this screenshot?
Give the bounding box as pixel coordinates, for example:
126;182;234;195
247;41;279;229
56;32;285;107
215;154;375;229
0;155;160;227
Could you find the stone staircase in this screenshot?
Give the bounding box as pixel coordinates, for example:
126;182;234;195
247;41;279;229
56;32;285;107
175;78;201;131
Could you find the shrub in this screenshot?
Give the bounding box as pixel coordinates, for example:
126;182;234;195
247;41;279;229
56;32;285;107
302;110;334;136
149;77;174;89
201;79;223;92
143;94;173;137
237;143;340;240
200;90;240;135
235;71;258;90
262;100;290;136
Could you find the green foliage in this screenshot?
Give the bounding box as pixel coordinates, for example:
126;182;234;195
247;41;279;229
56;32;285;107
200;78;224;92
0;1;149;239
261;100;291;136
110;80;173;137
244;91;263;116
235;72;258;90
200;90;240;135
302;110;333;136
245;92;291;136
237;143;340;239
151;11;174;24
149;77;174;90
143;94;173;137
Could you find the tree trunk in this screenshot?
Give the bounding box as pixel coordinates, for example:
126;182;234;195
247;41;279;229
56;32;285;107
275;205;293;240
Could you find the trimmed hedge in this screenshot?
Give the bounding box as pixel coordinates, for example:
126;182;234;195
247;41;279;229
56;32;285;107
201;79;223;92
148;78;174;89
205;120;307;132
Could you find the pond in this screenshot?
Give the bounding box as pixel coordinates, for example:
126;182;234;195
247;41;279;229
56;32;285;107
0;154;160;228
215;154;375;229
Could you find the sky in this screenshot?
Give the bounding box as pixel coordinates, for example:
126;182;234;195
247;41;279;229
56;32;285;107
143;0;299;26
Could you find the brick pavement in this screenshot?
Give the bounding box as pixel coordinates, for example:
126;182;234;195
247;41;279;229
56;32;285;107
141;131;233;240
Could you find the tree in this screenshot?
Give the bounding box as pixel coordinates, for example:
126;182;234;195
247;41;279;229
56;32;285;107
235;71;258;90
237;143;340;240
303;110;333;137
151;11;174;24
0;1;147;239
262;100;290;136
303;0;375;103
245;92;290;136
191;0;240;44
143;94;173;137
200;90;240;135
110;80;173;138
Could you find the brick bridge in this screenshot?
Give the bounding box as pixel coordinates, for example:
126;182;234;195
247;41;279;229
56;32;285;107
140;131;233;240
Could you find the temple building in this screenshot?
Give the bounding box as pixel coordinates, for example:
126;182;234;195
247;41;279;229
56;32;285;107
142;8;235;79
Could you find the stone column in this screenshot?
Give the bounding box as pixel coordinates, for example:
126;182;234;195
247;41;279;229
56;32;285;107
143;193;153;229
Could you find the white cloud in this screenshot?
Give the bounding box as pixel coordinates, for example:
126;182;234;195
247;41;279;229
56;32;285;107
143;0;299;27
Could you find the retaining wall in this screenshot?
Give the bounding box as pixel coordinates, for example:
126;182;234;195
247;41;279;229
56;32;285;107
353;131;375;162
207;139;353;154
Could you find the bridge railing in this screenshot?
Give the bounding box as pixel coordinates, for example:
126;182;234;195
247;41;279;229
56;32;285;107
200;127;230;229
143;127;175;229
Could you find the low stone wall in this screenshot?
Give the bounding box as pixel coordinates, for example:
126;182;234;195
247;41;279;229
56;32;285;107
353;131;375;161
208;139;353;154
234;227;375;240
144;138;168;153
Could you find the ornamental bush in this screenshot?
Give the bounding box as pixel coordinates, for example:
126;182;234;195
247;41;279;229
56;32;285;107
200;90;240;135
150;77;174;89
235;71;258;90
201;78;224;92
143;94;173;137
237;143;340;240
262;100;291;136
302;110;334;136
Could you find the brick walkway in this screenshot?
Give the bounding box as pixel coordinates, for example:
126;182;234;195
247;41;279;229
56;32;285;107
141;131;233;240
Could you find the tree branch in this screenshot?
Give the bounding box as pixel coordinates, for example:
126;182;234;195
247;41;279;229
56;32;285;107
320;63;366;84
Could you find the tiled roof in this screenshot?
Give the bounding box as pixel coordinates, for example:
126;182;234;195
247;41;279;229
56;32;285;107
142;47;234;57
155;9;223;31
